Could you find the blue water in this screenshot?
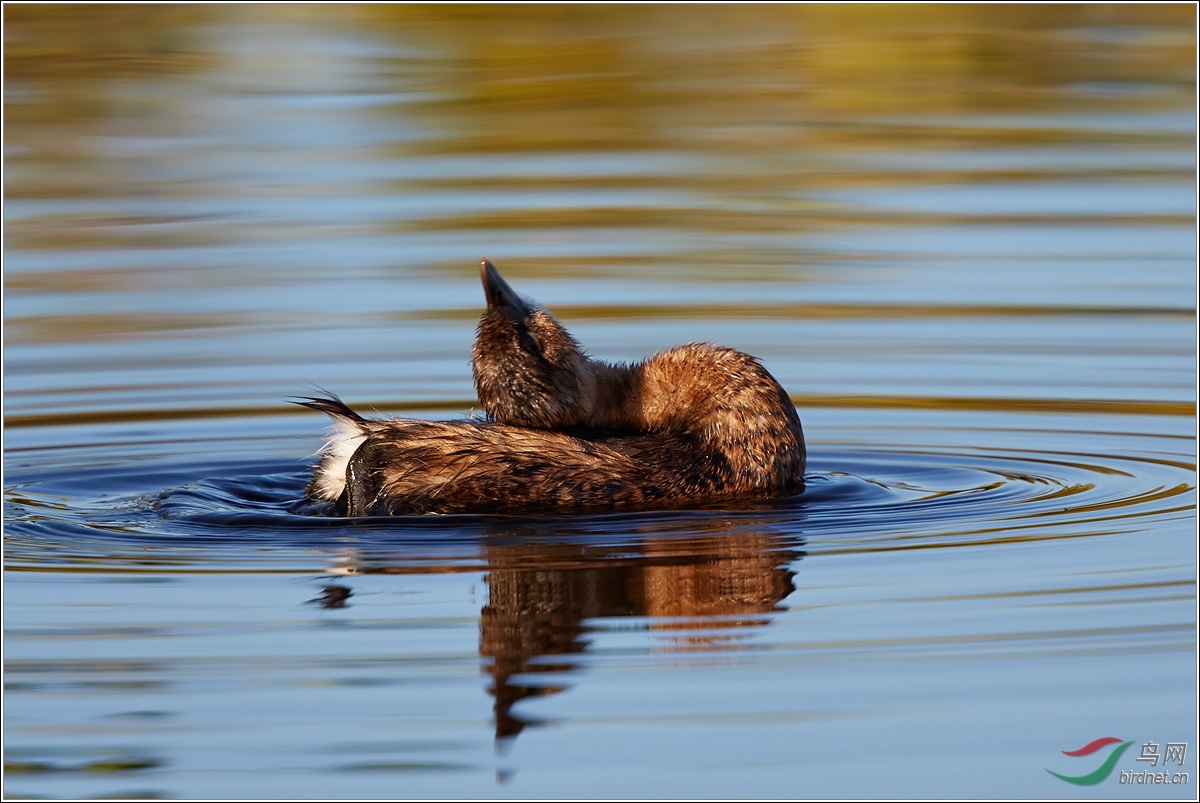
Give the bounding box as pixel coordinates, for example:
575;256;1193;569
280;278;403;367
4;6;1196;798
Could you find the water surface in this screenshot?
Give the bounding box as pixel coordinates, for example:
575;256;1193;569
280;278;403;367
4;6;1196;799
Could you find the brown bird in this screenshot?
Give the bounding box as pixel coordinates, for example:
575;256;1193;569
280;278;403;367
299;259;805;515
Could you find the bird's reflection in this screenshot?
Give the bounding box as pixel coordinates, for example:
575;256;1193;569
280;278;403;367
480;524;801;742
326;513;804;746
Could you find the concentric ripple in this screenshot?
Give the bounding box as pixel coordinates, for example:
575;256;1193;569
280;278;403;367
4;415;1193;574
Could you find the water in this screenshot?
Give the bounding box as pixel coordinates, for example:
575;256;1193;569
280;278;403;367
4;5;1196;798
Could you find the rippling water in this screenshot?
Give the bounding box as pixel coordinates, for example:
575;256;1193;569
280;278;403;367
4;6;1196;799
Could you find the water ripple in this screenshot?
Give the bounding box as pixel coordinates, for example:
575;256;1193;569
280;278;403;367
5;418;1193;573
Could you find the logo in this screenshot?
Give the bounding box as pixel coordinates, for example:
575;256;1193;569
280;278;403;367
1046;737;1134;785
1047;737;1190;786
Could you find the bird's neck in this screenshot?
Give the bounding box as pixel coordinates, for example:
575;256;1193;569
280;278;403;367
578;360;652;431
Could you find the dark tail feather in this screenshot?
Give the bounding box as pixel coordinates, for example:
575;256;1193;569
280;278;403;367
291;393;366;425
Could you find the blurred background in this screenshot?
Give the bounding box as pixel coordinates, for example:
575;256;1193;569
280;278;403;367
4;5;1196;800
5;3;1195;421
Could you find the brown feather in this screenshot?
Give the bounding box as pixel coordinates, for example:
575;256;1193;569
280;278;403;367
300;260;805;516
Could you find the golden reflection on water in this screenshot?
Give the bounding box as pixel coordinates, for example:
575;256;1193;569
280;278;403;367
333;520;800;742
5;3;1193;429
5;396;1193;431
4;4;1193;430
5;4;1193;245
316;510;1193;747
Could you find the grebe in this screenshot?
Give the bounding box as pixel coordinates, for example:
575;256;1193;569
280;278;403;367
300;260;805;515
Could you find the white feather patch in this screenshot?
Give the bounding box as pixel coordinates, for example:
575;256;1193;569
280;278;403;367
312;415;367;501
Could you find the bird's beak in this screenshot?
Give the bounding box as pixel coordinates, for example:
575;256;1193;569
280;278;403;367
480;258;527;317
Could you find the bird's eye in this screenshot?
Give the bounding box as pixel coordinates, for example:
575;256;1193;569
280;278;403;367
519;329;541;354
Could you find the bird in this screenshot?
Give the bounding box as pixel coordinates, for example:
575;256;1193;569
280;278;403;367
298;259;805;516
